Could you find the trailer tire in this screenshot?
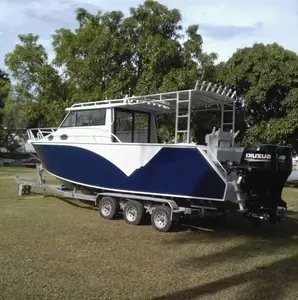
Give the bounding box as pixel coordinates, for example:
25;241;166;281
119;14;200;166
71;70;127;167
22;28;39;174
151;205;173;232
123;200;144;225
98;196;119;220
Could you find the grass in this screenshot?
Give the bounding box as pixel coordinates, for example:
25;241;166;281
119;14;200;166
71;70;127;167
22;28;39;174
0;167;297;300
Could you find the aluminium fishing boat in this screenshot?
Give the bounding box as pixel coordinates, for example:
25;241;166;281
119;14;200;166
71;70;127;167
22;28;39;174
26;81;292;231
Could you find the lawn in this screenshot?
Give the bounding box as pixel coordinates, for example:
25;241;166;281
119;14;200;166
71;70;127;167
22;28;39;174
0;167;297;300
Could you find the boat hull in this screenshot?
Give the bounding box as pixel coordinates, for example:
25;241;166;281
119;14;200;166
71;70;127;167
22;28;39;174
32;143;226;201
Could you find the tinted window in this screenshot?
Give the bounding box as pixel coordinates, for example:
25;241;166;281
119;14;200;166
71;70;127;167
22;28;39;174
116;111;133;132
76;109;106;126
114;109;150;143
61;111;76;127
76;110;91;127
134;112;149;143
114;111;133;142
60;109;106;127
89;109;106;126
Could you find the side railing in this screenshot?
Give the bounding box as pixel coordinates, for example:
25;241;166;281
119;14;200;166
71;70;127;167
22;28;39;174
27;128;58;141
27;127;123;143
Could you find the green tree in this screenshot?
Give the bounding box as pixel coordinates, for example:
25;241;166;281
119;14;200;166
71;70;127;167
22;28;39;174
0;72;25;152
52;0;216;101
0;69;10;123
217;43;298;151
0;107;25;153
5;0;218;141
5;33;68;127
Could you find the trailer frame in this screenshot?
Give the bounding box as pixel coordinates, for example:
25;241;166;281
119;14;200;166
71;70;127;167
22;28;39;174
15;164;227;232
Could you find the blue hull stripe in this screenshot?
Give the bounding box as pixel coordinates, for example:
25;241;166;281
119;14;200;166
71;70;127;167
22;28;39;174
34;144;226;199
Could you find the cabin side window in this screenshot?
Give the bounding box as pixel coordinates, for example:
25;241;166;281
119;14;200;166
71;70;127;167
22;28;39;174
76;109;106;126
114;109;150;143
60;109;106;127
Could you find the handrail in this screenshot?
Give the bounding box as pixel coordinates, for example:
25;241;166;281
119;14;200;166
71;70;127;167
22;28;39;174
27;128;57;141
27;127;123;143
27;127;58;131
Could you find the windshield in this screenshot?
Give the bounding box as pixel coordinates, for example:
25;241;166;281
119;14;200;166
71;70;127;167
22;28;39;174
60;109;106;127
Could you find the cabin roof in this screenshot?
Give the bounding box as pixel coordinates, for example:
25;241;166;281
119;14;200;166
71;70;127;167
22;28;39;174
65;81;237;113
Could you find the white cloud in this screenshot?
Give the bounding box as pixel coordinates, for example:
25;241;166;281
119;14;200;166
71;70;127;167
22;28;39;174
178;0;298;61
0;0;298;68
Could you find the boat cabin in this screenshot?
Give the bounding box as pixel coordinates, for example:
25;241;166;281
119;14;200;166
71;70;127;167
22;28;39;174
59;99;167;143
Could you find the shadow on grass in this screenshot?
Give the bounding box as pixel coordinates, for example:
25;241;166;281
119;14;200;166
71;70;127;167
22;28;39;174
150;254;298;300
170;208;298;242
153;211;298;300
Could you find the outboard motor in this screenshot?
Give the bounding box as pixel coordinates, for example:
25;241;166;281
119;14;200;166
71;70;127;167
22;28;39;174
238;144;292;223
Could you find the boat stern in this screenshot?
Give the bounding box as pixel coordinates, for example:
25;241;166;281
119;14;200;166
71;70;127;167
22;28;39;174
226;144;292;224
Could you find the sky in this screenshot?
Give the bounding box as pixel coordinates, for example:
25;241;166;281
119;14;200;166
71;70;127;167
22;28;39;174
0;0;298;72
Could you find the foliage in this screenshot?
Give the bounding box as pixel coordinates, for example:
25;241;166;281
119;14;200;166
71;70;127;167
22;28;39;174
217;43;298;151
0;69;22;152
5;34;68;127
0;127;25;153
52;1;216;102
0;69;10;122
0;95;26;152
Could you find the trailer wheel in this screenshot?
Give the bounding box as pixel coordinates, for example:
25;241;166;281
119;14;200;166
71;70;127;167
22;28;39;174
123;200;144;225
98;196;119;220
151;205;173;232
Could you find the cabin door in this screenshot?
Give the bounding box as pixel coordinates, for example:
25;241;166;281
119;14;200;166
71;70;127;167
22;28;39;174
113;108;151;143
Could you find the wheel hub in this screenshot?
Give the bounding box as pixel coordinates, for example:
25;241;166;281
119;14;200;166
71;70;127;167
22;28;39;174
126;206;138;222
101;201;112;216
154;212;167;229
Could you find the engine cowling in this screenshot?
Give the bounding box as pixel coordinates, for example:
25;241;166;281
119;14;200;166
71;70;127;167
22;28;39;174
238;144;292;222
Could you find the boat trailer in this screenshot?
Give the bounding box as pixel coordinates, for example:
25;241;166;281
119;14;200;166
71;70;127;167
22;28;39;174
15;164;226;232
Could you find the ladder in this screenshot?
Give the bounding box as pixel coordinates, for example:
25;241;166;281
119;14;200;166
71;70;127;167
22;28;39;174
195;81;236;138
174;91;192;143
221;103;235;137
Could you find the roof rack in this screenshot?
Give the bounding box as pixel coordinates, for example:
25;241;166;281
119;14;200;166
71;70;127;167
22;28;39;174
69;81;236;108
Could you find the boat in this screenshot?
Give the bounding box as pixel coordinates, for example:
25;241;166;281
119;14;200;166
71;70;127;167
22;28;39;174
26;81;293;231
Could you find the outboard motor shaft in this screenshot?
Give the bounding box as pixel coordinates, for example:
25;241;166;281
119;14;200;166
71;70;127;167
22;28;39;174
238;144;292;223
